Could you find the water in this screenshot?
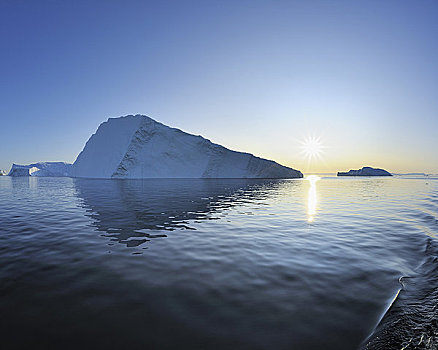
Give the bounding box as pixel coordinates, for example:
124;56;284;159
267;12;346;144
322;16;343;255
0;175;437;349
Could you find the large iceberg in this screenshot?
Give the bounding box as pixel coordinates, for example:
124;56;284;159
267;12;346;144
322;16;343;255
8;162;72;177
337;166;392;177
71;115;303;179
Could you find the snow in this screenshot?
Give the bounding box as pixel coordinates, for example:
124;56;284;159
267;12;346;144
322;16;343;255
8;162;72;177
337;166;392;176
71;115;303;179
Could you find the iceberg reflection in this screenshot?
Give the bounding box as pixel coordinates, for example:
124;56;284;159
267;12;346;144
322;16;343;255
73;178;284;248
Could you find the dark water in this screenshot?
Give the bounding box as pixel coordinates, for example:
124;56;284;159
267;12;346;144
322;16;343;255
0;175;437;349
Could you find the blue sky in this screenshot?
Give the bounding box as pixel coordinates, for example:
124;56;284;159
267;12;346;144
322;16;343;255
1;0;437;173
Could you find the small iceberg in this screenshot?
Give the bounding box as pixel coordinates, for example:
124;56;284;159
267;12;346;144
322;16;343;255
337;166;392;177
8;162;72;177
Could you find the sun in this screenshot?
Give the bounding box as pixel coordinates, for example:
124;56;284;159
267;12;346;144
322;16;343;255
300;136;324;160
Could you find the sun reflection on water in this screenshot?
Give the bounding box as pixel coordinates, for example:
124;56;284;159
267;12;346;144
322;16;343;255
307;175;320;223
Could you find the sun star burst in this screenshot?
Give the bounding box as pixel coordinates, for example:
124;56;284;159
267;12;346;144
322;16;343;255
300;136;324;160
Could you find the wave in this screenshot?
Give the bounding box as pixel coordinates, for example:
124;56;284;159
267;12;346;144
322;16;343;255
360;238;438;349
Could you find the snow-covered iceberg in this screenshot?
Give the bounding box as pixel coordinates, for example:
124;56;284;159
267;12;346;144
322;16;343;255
337;166;392;177
71;115;303;179
8;162;72;177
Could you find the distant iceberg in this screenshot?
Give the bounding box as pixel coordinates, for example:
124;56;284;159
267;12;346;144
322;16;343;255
8;162;72;177
71;115;303;179
337;166;392;177
395;173;427;176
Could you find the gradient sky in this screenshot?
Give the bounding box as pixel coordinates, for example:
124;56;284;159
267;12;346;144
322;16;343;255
1;0;437;174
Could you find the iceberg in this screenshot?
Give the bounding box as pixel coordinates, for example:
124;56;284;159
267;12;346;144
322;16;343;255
337;166;392;177
8;162;72;177
395;173;427;176
71;115;303;179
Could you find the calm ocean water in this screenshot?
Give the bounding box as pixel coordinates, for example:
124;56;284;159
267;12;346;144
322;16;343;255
0;175;437;349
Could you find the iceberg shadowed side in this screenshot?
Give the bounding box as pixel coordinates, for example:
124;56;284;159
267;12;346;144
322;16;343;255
71;115;303;179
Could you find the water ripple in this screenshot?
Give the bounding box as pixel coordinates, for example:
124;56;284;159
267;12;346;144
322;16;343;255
0;176;437;349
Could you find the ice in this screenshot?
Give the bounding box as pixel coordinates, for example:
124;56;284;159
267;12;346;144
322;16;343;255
8;162;72;177
71;115;303;179
337;166;392;176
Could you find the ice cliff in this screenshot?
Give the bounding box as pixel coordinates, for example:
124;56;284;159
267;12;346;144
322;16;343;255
71;115;303;179
337;166;392;176
8;162;72;177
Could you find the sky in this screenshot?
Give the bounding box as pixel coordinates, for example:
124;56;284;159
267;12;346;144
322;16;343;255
1;0;437;174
